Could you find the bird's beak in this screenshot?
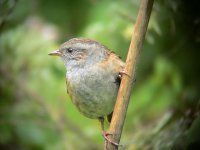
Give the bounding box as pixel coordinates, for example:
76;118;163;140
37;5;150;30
48;50;63;56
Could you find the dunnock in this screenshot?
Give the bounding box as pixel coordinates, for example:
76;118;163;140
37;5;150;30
48;38;125;145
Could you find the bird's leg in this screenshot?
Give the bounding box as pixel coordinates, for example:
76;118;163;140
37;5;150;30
98;117;120;148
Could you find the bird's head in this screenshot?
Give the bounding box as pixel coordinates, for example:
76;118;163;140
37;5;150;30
48;38;108;70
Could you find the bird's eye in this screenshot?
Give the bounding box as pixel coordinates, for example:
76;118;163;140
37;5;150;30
67;48;73;53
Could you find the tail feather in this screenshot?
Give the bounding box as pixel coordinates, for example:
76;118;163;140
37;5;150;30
107;112;113;123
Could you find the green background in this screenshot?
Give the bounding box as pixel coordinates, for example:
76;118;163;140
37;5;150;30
0;0;200;149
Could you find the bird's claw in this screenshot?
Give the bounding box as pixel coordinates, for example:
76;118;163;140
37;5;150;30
101;131;121;146
119;68;130;78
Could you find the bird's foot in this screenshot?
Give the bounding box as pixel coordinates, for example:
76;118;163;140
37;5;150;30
98;117;121;148
101;130;121;146
119;68;130;78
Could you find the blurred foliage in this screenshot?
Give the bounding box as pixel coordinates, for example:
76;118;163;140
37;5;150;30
0;0;200;150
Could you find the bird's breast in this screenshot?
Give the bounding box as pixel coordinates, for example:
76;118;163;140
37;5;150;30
66;66;119;119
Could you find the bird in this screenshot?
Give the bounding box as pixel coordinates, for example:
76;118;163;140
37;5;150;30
48;38;125;146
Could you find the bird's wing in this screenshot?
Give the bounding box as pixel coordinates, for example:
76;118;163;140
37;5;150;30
102;50;125;123
105;50;125;75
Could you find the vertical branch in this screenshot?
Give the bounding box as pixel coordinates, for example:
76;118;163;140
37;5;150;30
107;0;154;149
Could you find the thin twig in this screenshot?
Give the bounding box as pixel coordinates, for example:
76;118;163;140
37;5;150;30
106;0;154;149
